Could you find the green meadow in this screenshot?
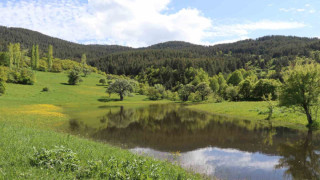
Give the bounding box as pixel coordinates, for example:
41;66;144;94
0;71;201;179
0;70;314;179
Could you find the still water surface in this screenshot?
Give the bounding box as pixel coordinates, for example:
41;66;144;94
64;104;320;180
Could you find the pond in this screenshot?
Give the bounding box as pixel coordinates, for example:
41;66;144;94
63;104;320;180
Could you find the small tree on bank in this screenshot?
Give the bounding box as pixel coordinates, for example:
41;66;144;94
107;79;134;101
279;63;320;128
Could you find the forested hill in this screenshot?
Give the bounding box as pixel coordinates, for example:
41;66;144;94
93;36;320;76
0;26;132;61
1;26;320;76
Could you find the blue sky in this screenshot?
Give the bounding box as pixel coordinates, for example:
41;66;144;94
0;0;318;47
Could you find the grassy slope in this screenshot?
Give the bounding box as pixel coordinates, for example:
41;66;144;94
0;71;200;179
187;101;309;130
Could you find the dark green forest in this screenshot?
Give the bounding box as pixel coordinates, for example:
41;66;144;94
1;26;320;77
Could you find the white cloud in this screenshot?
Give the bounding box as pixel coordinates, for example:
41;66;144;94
0;0;308;47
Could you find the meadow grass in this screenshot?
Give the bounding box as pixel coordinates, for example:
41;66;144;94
0;71;201;179
187;101;309;131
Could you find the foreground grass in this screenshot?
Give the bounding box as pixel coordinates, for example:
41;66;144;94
0;71;201;179
0;122;201;179
187;101;309;130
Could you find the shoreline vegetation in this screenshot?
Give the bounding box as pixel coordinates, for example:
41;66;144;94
0;70;317;179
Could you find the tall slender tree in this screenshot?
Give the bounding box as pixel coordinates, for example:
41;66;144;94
8;43;14;69
31;45;35;69
81;53;87;67
35;44;39;69
13;43;21;68
47;45;53;71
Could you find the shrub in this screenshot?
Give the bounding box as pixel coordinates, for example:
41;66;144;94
252;79;279;100
51;62;63;73
0;66;9;82
147;87;162;100
68;68;82;85
19;68;36;85
42;87;49;92
82;66;92;77
7;68;36;85
99;79;106;85
38;60;48;72
0;81;6;95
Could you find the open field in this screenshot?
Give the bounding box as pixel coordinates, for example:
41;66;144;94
0;71;200;179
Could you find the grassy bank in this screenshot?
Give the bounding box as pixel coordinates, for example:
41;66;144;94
187;101;309;130
0;122;201;179
0;71;200;179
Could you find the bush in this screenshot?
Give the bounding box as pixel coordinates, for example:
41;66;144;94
68;68;82;85
99;79;106;85
38;60;48;72
147;87;162;100
252;79;279;100
42;87;49;92
51;63;63;73
0;66;9;82
7;68;36;85
0;81;6;95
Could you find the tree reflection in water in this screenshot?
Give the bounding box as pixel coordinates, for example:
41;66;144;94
276;129;320;179
66;104;320;179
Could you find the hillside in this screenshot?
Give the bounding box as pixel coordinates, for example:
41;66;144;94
1;26;320;75
0;26;132;61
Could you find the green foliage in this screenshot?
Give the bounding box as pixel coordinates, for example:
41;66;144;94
48;45;53;71
99;79;106;85
30;146;80;172
82;66;92;77
68;68;82;85
178;84;195;101
209;76;219;93
107;79;134;101
279;63;320;126
7;68;36;85
0;52;9;66
252;79;279;100
0;66;9;82
217;73;227;95
227;70;244;86
196;82;212;101
31;45;36;69
42;87;49;92
0;80;6;95
38;60;48;72
51;62;63;73
35;45;39;69
225;85;239;101
147;87;162;100
238;79;253;100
